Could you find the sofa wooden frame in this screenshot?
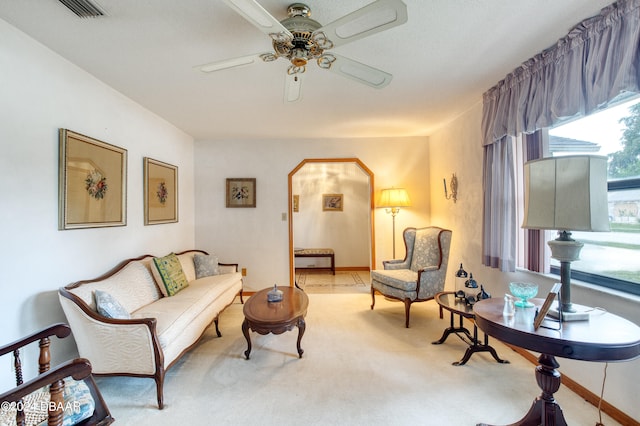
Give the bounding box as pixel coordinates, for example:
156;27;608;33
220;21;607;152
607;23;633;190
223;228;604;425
58;250;243;409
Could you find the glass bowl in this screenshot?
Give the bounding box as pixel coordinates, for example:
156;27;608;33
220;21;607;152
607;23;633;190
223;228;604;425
509;282;538;308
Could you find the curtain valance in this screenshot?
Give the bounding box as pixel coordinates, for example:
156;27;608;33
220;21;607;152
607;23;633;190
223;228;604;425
482;0;640;146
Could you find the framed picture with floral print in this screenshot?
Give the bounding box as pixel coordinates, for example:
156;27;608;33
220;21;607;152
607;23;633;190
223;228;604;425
144;157;178;225
226;178;256;208
322;194;343;211
58;129;127;230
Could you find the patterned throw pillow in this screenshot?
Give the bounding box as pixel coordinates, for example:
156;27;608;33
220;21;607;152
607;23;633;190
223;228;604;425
95;290;130;319
152;253;189;296
193;254;220;279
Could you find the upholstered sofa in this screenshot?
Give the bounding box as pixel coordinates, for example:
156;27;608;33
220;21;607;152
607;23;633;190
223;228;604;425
58;250;243;409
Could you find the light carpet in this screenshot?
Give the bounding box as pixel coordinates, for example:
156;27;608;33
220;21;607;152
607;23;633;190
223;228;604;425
295;271;369;293
95;294;618;425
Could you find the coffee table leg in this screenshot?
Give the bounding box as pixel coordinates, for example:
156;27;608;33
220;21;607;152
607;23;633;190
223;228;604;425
296;317;306;358
242;318;252;360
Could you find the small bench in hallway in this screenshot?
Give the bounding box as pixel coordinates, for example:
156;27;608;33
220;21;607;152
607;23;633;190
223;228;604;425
294;248;335;275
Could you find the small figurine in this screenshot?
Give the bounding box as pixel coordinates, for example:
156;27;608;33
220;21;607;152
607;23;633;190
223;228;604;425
267;284;283;302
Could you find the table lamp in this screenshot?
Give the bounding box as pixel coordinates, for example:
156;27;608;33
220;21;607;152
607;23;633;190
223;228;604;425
522;155;609;320
378;188;411;258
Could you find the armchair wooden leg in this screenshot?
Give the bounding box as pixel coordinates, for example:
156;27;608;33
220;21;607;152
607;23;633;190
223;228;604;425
370;286;376;310
403;299;412;328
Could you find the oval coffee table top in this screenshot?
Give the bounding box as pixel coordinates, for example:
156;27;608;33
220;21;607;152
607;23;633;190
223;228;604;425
243;286;309;326
473;297;640;362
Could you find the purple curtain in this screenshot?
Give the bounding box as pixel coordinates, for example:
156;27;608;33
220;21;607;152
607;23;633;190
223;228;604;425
481;0;640;270
482;137;516;271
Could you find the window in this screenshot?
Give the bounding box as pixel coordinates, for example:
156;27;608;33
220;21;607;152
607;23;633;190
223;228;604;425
538;97;640;295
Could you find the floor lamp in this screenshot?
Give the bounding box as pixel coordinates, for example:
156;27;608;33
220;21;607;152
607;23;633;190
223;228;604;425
378;188;411;259
522;155;609;320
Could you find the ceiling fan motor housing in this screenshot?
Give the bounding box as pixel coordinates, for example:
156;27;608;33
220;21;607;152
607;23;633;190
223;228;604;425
274;3;327;71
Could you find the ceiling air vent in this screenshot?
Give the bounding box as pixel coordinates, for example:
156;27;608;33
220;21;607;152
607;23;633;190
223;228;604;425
58;0;104;18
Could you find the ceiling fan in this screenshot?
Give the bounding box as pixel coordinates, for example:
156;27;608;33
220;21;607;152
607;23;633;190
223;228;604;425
196;0;408;102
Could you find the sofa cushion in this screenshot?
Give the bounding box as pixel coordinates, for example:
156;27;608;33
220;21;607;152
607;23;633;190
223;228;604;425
371;269;418;291
68;261;162;313
152;253;189;297
193;254;220;279
95;290;130;319
131;272;242;350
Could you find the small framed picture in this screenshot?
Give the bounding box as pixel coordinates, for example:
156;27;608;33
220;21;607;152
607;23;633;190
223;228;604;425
322;194;343;211
226;178;256;208
58;129;127;230
293;194;299;212
144;157;178;225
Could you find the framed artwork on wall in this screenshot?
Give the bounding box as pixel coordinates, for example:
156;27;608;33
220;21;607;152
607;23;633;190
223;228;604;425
144;157;178;225
226;178;256;208
58;129;127;230
293;194;299;212
322;194;343;211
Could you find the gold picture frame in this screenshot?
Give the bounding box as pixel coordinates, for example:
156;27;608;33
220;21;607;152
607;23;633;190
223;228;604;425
58;129;127;230
322;194;343;211
293;195;299;212
226;178;256;208
144;157;178;225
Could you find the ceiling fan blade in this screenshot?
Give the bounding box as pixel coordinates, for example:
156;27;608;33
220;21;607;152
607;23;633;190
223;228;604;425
221;0;292;40
195;53;265;73
313;0;407;48
284;73;303;103
322;53;392;89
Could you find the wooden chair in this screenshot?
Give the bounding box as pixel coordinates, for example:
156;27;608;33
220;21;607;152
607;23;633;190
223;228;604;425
0;323;114;426
371;226;452;327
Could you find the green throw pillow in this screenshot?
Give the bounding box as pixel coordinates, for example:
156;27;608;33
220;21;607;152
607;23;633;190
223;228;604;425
152;253;189;296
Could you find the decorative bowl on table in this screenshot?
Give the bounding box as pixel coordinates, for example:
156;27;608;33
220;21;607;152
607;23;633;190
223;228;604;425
509;282;538;308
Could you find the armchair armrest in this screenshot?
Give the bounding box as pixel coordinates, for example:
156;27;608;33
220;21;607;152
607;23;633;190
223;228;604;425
0;358;91;404
0;323;70;358
382;259;410;270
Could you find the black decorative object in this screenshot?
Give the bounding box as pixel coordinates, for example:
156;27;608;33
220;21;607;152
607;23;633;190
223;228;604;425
455;263;468;299
477;285;491;301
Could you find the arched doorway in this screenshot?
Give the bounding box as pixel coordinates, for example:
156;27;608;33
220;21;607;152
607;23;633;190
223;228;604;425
288;158;375;286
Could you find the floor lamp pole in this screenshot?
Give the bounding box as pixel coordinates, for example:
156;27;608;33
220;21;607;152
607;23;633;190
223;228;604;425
389;208;399;259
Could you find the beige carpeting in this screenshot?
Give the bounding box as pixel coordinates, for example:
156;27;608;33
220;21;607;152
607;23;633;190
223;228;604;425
95;293;619;426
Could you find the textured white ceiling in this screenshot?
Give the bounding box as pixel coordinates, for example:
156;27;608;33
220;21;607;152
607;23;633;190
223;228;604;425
0;0;615;140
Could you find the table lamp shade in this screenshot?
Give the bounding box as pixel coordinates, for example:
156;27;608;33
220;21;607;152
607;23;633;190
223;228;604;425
378;188;411;208
522;155;610;232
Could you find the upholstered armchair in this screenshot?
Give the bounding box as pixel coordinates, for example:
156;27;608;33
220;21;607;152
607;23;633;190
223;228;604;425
371;226;452;327
0;323;113;426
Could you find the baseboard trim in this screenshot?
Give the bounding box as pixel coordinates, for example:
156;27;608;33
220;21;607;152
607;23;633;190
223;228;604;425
507;345;639;426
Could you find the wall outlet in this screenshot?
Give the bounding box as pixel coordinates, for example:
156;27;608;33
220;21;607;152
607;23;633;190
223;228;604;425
241;268;247;276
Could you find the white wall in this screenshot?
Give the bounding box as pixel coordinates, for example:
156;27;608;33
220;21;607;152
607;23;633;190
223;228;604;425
194;137;430;291
293;162;370;269
428;102;640;421
0;19;195;382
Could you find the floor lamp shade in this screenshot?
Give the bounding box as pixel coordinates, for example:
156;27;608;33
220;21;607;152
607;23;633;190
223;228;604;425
378;188;412;209
378;188;411;258
522;155;610;232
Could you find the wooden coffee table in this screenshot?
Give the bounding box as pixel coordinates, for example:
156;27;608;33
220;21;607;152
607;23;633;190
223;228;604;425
241;286;309;359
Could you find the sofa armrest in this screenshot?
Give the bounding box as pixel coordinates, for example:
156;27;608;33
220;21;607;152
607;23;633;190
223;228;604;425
218;263;238;274
58;290;163;376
